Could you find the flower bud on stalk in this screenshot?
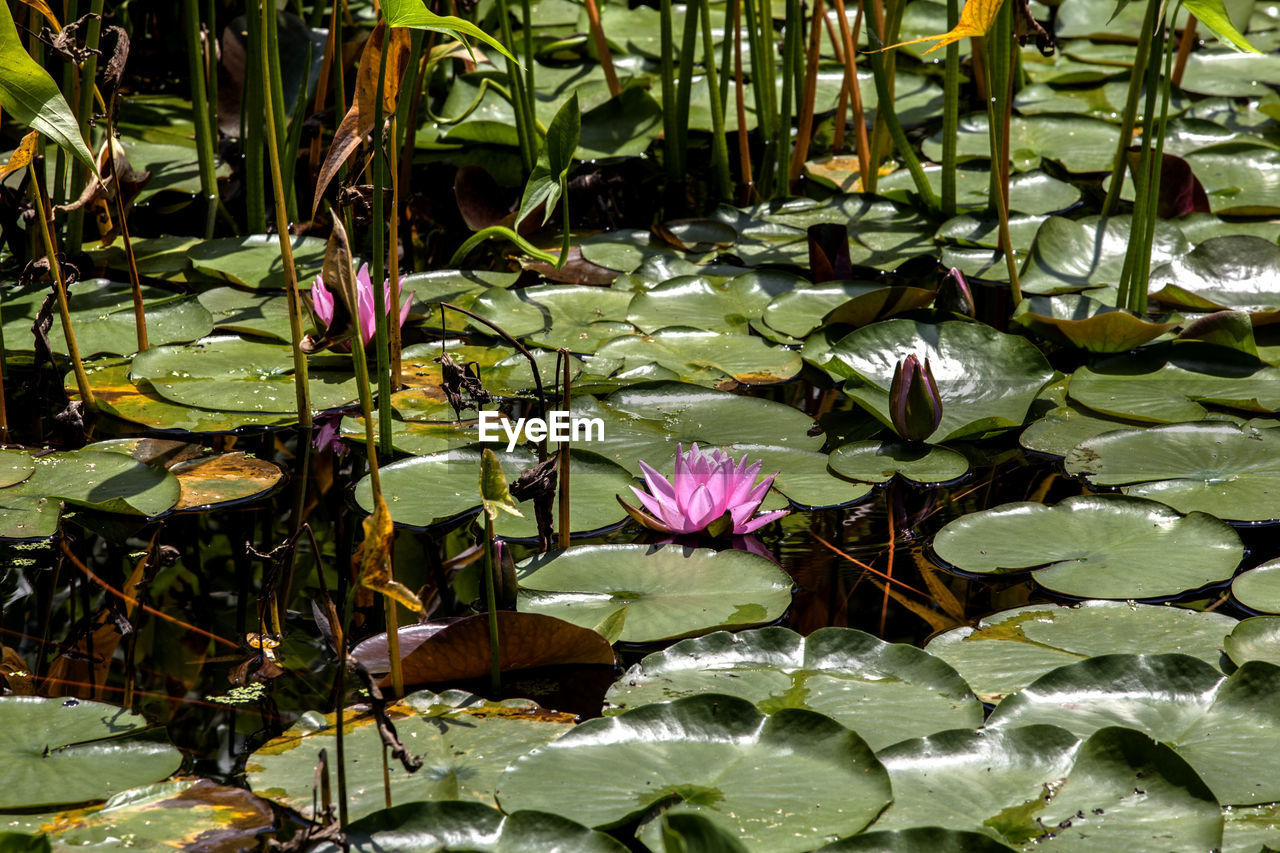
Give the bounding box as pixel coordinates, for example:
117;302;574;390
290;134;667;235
889;355;943;442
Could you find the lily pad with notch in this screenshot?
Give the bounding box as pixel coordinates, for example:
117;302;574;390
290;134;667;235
1149;236;1280;321
1019;216;1191;295
603;626;982;750
932;494;1242;600
516;544;793;644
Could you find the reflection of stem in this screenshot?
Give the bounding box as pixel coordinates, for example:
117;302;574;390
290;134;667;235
261;0;312;427
558;351;572;548
484;515;501;694
29;170;95;413
882;487;895;636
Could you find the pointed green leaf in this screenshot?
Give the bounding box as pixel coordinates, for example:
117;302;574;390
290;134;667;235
380;0;516;62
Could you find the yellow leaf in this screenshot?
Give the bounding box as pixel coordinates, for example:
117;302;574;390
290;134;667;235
0;131;38;182
17;0;61;31
357;490;425;614
880;0;1004;54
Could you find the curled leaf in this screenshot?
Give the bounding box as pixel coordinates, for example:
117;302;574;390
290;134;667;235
480;449;524;520
358;490;425;614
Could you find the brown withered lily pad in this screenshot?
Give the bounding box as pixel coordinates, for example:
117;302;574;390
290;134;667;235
170;452;284;511
352;612;617;689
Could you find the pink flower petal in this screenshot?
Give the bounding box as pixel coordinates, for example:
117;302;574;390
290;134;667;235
682;483;720;531
311;275;335;327
736;509;789;535
638;460;678;503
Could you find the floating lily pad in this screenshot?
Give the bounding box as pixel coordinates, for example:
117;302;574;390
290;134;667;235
1180;49;1280;97
924;601;1237;703
1224;617;1280;669
1012;295;1178;353
921;113;1122;174
933;495;1242;600
829;440;969;484
0;450;35;489
186;235;327;290
351;612;616;688
517;545;793;644
469;286;636;351
0;697;183;810
0;448;180;521
130;335;358;413
7;779;275;851
354;448;633;538
169;451;283;510
1231;558;1280;613
1064;422;1280;521
316;802;627;853
591;328;803;387
496;694;892;852
626;274;791;335
1066;349;1280;423
197;286;313;343
711;195;935;270
1019;402;1151;458
1020;216;1191;294
1182;144;1280;216
1;279;214;357
988;653;1280;805
246;691;576;823
876;167;1082;215
826;320;1054;443
68;359;295;433
1223;802;1280;853
604;627;982;749
816;828;1017;852
872;725;1224;850
761;280;923;340
1150;236;1280;318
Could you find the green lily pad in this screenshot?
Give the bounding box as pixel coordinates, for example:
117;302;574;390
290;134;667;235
354;447;633;537
826;320;1054;443
116;136;232;201
711;195;935;270
1180;49;1280;97
130;335;358;413
1063;422;1280;521
626;274;791;335
932;494;1242;599
988;653;1280;805
591;328;803;387
924;601;1237;703
873;725;1224;850
1150;236;1280;318
0;450;35;489
186;234;327;289
1231;558;1280;613
1019;402;1151;458
516;544;793;644
7;779;275;851
315;802;627;852
85;235;202;283
817;828;1016;852
1;279;214;357
197;286;313;343
829;440;969;484
246;690;576;823
604;627;982;750
1066;349;1280;423
496;694;892;852
876;167;1082;215
921;113;1122;174
1020;216;1191;295
1224;617;1280;668
1014;80;1190;121
1182;144;1280;215
68;359;295;433
0;697;182;810
1012;295;1178;353
1223;802;1280;853
0;448;180;521
469;286;636;351
761;279;916;340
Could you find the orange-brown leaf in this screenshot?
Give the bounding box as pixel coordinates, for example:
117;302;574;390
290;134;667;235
357;490;425;614
0;131;38;182
881;0;1004;54
16;0;60;30
351;612;617;688
312;22;411;216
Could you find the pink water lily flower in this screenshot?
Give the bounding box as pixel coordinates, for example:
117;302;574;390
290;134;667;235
311;263;413;346
618;443;789;536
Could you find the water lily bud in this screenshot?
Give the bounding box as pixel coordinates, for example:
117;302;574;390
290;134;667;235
889;355;943;442
936;267;975;318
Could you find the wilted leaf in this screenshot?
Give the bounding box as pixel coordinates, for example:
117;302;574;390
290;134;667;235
0;131;38;182
480;448;523;520
358;490;425;614
882;0;1004;55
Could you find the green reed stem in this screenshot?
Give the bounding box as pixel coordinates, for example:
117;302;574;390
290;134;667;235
265;3;297;222
674;5;699;182
981;6;1021;304
659;0;680;181
244;1;267;232
372;33;394;458
865;36;937;209
66;0;105;253
774;0;800;198
261;0;312;427
497;0;536;171
1102;0;1160;217
719;0;733;113
184;0;221;238
483;515;501;694
941;0;960;216
699;0;732;199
